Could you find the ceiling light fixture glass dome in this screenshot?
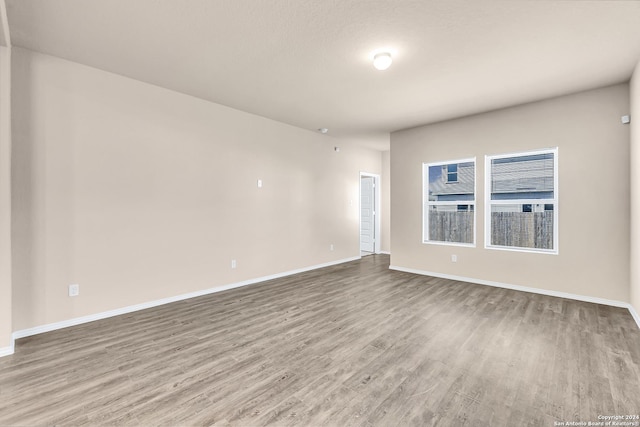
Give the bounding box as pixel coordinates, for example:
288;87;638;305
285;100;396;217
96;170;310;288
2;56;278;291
373;52;392;71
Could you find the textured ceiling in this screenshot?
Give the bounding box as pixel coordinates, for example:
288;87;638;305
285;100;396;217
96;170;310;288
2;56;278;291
6;0;640;150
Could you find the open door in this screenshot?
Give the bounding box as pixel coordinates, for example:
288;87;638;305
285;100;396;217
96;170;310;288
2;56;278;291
360;173;380;255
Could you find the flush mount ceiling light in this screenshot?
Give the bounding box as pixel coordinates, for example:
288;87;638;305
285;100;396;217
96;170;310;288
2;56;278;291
318;128;329;134
373;52;392;71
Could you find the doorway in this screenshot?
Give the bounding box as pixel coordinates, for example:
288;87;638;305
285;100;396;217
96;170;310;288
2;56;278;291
360;172;381;256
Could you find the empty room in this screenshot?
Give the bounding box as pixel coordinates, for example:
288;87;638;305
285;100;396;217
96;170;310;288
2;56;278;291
1;1;640;426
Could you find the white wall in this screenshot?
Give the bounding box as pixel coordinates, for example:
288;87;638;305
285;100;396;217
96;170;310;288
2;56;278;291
630;61;640;315
11;48;382;331
391;84;631;302
0;46;11;352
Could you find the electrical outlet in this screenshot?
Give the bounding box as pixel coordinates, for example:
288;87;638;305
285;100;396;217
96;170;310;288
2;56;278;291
451;254;457;263
330;244;334;251
231;259;237;269
68;284;79;297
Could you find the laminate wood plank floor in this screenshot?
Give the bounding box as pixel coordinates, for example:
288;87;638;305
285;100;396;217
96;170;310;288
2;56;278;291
1;254;639;426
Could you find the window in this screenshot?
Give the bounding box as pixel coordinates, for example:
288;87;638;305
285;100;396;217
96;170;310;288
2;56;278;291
446;164;458;183
485;148;558;253
423;159;476;245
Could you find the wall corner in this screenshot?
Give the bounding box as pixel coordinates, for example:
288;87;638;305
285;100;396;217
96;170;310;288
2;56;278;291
0;44;12;351
630;58;640;323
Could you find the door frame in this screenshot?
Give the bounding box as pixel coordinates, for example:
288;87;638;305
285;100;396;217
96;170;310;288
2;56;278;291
360;172;381;255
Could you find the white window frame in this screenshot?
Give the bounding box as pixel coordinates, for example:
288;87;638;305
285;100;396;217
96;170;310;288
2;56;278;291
423;157;476;247
484;148;559;254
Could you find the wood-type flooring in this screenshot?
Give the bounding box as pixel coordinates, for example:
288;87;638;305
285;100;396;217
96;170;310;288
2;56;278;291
1;255;639;426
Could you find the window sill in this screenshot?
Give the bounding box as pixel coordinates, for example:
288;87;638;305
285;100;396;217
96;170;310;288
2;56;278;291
485;245;558;255
423;240;475;248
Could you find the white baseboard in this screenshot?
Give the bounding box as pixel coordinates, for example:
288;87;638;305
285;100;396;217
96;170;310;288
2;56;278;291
6;257;638;359
629;305;640;330
378;251;391;255
389;265;640;331
9;256;361;345
0;341;14;357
